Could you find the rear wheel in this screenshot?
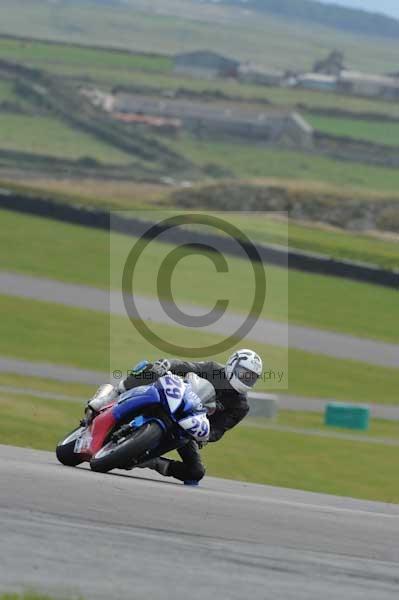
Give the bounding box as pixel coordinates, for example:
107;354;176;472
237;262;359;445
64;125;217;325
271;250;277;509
90;422;163;473
56;426;86;467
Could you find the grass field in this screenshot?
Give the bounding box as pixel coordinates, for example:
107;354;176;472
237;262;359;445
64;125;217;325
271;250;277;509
1;177;171;210
266;411;399;440
2;0;399;76
0;114;132;164
1;294;398;403
308;114;399;147
171;134;399;193
202;423;399;503
1;388;398;503
2;177;399;269
0;594;62;600
3;37;399;187
0;37;172;74
0;79;18;103
2;12;399;122
220;214;399;270
134;208;399;270
0;392;81;451
0;372;94;399
38;60;399;123
4;107;399;188
2;175;399;269
2;209;398;343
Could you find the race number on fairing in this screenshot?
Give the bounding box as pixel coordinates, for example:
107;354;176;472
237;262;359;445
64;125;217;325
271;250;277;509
178;414;210;442
160;374;185;413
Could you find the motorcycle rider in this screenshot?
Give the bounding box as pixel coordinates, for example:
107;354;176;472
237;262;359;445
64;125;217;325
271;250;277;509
87;349;263;485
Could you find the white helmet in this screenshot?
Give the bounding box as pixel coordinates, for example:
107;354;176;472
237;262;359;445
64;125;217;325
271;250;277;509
225;349;263;394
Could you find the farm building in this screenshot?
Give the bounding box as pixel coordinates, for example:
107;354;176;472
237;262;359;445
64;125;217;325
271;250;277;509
113;93;314;148
173;51;239;79
238;64;285;87
338;71;399;100
296;73;338;92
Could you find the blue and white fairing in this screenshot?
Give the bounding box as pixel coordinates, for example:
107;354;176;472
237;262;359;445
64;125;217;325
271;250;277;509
157;374;210;442
113;374;210;443
113;384;161;422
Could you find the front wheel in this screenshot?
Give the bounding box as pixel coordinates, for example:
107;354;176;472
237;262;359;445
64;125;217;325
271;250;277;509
56;426;86;467
90;422;163;473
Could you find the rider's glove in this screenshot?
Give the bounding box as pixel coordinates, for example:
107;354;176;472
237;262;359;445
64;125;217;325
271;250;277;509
152;358;171;377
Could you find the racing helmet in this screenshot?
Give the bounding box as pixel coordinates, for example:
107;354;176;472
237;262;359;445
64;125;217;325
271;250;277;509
185;372;216;415
225;349;263;394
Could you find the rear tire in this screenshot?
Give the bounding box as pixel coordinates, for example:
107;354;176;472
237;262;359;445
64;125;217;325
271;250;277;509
90;422;163;473
56;426;85;467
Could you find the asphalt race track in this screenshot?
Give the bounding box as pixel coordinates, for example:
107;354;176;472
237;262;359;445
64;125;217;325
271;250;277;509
1;445;399;600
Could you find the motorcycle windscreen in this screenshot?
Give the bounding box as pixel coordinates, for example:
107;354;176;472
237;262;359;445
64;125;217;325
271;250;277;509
178;413;210;442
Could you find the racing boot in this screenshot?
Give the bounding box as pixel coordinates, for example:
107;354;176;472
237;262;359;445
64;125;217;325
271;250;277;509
137;459;200;485
137;457;170;476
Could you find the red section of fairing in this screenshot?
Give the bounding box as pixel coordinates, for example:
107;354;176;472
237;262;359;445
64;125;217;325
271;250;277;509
89;407;117;456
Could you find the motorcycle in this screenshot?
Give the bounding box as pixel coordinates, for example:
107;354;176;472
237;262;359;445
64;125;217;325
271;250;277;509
56;372;214;475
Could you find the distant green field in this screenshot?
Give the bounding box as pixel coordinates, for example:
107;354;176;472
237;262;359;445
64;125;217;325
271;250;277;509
0;593;63;600
2;0;399;76
0;114;132;163
0;37;172;74
171;134;399;193
1;294;398;403
2;209;398;343
0;79;18;103
308;114;399;147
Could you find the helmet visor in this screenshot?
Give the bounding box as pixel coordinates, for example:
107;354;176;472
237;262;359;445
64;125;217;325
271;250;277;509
234;366;259;388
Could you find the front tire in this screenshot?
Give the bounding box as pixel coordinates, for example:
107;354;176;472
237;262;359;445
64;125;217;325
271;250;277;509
56;426;86;467
90;422;163;473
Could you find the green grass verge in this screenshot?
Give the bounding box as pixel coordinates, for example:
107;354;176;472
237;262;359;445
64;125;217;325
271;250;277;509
171;134;399;193
134;209;399;271
0;372;94;399
263;411;399;440
1;294;398;404
1;390;398;503
224;214;399;271
0;392;80;450
2;176;399;270
0;114;131;164
308;114;399;147
1;209;398;343
202;422;399;503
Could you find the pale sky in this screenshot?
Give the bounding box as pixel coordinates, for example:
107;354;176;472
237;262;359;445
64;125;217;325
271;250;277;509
318;0;399;19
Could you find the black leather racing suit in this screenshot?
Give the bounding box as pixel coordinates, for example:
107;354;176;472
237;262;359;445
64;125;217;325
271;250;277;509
121;360;249;482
